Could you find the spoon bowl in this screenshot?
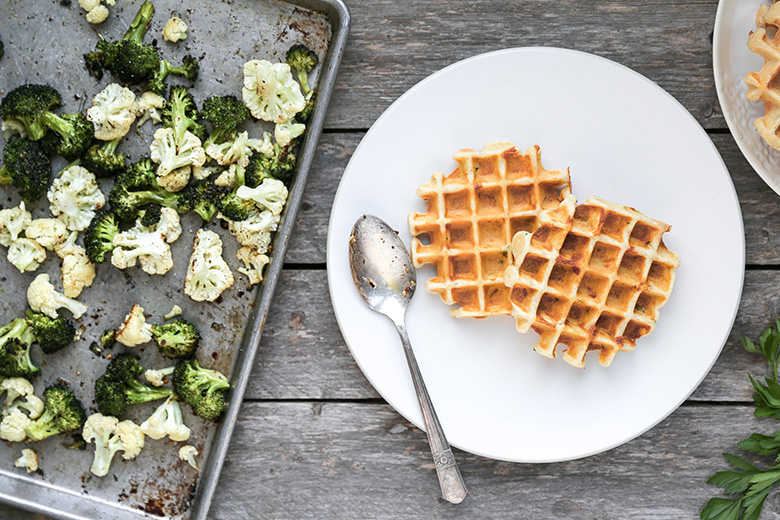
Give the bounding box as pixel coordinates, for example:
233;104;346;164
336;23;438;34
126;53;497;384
349;214;417;319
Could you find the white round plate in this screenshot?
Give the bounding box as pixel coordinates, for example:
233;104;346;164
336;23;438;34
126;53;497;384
327;47;744;463
714;0;780;194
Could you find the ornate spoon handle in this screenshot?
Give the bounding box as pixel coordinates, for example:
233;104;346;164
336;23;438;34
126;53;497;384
395;321;467;504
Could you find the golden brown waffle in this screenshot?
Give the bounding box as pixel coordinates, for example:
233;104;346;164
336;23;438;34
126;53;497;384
745;1;780;150
503;194;680;368
408;142;572;318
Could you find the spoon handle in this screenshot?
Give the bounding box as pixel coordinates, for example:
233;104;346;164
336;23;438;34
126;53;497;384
395;321;467;504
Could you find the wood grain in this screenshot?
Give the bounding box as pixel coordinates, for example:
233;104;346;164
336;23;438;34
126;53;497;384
324;0;725;131
208;402;770;519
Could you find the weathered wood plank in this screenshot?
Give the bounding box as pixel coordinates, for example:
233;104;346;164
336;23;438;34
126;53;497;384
208;402;769;519
246;269;779;403
285;133;780;265
324;0;725;131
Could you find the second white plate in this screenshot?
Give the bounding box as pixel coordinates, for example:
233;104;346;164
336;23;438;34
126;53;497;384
327;47;744;463
714;0;780;193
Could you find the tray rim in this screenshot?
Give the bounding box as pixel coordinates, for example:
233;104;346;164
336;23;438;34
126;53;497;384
0;0;351;518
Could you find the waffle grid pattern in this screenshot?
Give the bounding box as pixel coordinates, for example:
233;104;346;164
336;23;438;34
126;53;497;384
408;143;571;318
504;194;680;368
745;1;780;150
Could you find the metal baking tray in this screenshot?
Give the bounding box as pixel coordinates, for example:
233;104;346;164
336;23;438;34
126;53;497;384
0;0;349;518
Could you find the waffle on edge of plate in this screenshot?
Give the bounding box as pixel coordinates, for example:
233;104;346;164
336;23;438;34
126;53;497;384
745;0;780;150
407;142;572;319
408;142;680;368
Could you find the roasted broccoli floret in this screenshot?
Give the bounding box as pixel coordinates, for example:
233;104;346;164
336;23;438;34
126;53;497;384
245;144;296;186
108;162;183;222
0;138;52;202
39;112;94;160
151;319;199;358
161;86;206;142
201;95;250;149
83;2;198;92
94;353;172;417
25;310;76;355
81;137;126;177
178;180;229;222
0;318;39;378
173;358;229;420
24;385;86;441
0;84;62;140
84;209;120;263
286;44;318;95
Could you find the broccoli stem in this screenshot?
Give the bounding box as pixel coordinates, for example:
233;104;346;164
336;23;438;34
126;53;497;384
125;378;172;405
123;1;155;44
41;112;72;139
0;166;11;185
297;69;310;95
25;408;58;441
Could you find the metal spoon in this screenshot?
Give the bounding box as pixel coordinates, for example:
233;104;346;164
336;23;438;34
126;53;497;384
349;214;467;504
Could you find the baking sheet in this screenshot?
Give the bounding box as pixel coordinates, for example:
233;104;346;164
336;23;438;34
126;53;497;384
0;0;349;518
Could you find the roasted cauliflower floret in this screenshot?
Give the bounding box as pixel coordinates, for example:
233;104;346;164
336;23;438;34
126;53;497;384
236;178;288;216
162;17;188;42
223;209;280;253
111;208;181;275
0;202;31;247
7;238;46;273
115;303;153;347
47;165;105;232
79;0;115;24
87;84;137;141
205;131;272;167
179;445;200;471
236;246;269;285
184;229;234;302
134;91;166;129
140;395;191;441
54;232;96;298
27;273;88;319
25;218;67;250
274;120;305;148
150;127;205;189
82;413;145;477
15;448;38;473
242;59;305;123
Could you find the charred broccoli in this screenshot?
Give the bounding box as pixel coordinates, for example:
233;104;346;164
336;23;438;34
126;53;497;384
245;144;297;186
201;95;250;149
173;359;229;420
0;137;51;202
94;353;172;417
81;138;127;178
25;385;86;441
0;84;61;140
25;310;76;354
178;181;229;222
151;319;199;358
286;44;318;123
84;209;120;263
84;2;198;92
0;318;39;378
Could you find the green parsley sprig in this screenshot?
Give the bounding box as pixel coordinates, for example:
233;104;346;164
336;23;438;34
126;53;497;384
702;320;780;520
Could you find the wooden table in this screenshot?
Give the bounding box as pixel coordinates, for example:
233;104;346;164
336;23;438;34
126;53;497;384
5;0;778;518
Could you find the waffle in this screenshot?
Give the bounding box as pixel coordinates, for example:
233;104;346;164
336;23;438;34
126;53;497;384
503;194;680;368
745;1;780;150
408;142;572;318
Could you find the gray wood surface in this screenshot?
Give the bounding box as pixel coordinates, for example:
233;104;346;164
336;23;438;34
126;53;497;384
6;0;780;518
